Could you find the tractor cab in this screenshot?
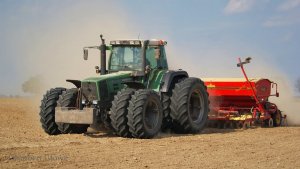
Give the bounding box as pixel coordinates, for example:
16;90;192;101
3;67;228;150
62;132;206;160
108;39;169;74
83;38;168;76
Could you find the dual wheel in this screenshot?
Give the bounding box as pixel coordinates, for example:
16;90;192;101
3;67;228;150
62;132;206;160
110;89;163;139
39;88;89;135
110;78;209;138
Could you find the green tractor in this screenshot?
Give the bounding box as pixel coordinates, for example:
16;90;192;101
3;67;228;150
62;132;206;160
39;35;209;138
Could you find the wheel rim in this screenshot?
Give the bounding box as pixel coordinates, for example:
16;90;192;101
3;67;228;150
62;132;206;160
243;121;250;129
188;89;205;123
268;118;274;127
145;98;159;130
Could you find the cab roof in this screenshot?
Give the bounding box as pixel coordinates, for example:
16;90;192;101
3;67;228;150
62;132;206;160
110;39;167;46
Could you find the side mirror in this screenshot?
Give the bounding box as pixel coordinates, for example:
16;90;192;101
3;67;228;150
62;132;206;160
95;66;100;74
83;49;88;60
154;48;160;60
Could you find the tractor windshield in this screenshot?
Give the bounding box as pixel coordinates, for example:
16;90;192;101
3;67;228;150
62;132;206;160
109;46;142;71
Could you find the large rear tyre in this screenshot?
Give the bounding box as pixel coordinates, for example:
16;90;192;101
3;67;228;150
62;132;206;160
57;88;89;134
170;78;209;133
127;90;163;139
39;88;66;135
110;88;135;137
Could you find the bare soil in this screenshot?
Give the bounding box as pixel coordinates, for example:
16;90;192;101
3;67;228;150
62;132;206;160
0;98;299;169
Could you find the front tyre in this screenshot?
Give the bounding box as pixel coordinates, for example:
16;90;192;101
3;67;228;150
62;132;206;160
127;90;163;139
170;78;209;133
110;88;135;137
39;88;66;135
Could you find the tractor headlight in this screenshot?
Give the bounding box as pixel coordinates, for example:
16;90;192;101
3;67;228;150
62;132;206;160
92;100;99;105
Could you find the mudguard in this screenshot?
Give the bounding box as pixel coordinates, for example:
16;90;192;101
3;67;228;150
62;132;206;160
66;79;81;88
160;70;188;92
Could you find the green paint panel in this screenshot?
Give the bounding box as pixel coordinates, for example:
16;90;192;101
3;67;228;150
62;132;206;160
147;69;167;92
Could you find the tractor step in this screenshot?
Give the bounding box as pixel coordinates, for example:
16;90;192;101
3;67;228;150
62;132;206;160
55;107;95;124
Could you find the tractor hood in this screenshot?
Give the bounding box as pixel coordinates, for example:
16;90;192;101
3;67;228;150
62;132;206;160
81;71;133;83
80;71;133;103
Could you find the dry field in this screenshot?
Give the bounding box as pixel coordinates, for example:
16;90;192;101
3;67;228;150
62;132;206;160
0;98;299;169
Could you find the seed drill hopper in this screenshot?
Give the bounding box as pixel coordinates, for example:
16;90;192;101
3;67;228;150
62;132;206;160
205;57;283;128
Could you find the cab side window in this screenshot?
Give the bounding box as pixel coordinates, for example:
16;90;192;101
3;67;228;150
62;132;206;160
145;46;168;69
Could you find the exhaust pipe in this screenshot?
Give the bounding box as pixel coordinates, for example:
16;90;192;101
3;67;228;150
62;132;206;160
100;34;106;75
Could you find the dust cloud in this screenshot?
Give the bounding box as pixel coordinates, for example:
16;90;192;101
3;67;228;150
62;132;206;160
20;1;138;98
270;77;300;125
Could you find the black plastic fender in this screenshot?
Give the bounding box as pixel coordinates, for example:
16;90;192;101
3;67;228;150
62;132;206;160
66;79;81;88
160;70;188;93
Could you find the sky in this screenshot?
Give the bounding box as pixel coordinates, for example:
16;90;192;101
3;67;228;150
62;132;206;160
0;0;300;96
